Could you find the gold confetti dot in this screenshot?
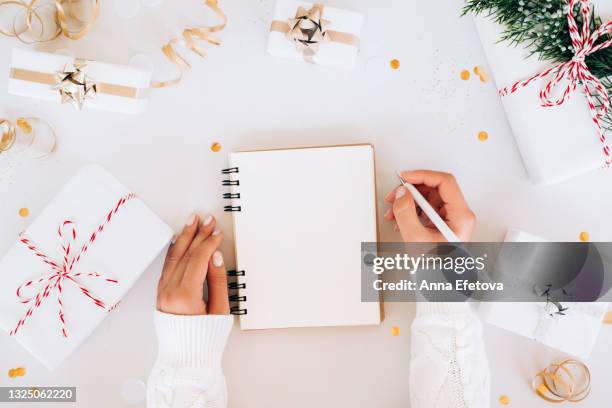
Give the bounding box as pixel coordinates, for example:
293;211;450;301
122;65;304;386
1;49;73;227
18;207;29;217
579;231;589;242
478;131;489;142
390;59;400;70
391;326;400;336
460;70;471;80
474;66;483;75
16;118;32;134
498;395;510;405
211;142;222;152
7;367;25;378
479;73;489;82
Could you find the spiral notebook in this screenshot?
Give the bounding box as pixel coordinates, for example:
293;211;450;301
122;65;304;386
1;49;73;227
222;145;382;330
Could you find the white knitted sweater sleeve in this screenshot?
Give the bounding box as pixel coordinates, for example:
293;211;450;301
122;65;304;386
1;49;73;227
147;306;489;408
147;312;234;408
410;303;491;408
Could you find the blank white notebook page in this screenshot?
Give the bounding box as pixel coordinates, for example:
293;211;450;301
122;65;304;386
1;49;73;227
228;145;381;330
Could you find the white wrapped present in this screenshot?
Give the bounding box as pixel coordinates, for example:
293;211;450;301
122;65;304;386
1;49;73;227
267;1;363;70
8;49;152;114
0;165;173;370
480;229;609;358
472;1;612;184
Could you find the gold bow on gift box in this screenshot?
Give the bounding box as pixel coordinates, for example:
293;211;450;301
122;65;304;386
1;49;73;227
52;59;97;109
270;3;359;63
10;58;148;110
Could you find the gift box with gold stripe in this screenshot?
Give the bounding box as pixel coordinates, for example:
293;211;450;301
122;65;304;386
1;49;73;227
8;48;152;114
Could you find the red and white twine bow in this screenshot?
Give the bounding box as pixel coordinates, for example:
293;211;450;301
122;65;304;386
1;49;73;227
498;0;612;165
11;193;135;338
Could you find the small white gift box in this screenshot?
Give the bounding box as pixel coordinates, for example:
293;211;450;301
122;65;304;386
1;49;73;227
8;49;152;114
0;165;173;370
267;1;363;70
480;229;609;358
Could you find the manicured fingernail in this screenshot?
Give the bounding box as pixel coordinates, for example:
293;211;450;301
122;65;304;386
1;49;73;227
213;251;224;267
203;215;213;226
171;234;177;244
185;213;196;227
395;187;406;199
384;209;391;218
212;228;221;236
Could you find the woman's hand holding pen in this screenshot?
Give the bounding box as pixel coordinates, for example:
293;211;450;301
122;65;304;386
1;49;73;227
384;170;476;243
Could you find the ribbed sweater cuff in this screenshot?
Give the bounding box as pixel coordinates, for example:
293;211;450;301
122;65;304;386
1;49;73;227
416;302;472;317
154;311;234;369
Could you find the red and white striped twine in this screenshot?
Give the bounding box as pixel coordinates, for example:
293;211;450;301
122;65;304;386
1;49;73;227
10;193;135;338
498;0;612;165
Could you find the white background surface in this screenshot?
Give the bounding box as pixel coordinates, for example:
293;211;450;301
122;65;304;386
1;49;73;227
0;0;611;407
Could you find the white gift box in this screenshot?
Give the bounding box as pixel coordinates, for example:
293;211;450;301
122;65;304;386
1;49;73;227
267;1;363;70
8;49;152;114
0;165;173;370
472;2;612;184
480;229;609;359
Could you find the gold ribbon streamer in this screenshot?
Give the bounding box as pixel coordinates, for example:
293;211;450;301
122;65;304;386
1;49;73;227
532;359;591;403
0;0;98;43
151;0;227;88
270;3;359;64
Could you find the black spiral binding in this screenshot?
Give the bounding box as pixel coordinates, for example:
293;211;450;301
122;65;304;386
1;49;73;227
229;295;247;302
228;282;246;290
223;167;247;315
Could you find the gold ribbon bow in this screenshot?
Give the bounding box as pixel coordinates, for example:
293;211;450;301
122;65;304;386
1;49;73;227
52;59;97;109
270;3;359;63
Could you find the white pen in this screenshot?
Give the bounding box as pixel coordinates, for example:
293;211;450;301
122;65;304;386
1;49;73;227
395;171;461;243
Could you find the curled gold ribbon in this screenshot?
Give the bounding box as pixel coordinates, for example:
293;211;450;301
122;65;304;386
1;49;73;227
270;3;359;64
0;0;99;43
56;0;99;40
0;117;56;157
532;359;591;403
0;119;17;152
151;0;227;88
